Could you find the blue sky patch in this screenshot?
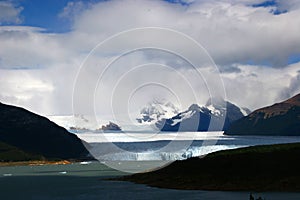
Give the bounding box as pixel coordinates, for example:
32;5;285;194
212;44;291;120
18;0;72;33
288;54;300;65
8;0;191;33
164;0;192;6
252;0;277;8
252;0;287;15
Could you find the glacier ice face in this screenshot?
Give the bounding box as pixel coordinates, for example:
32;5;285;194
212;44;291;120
82;133;300;162
90;144;245;161
77;131;300;173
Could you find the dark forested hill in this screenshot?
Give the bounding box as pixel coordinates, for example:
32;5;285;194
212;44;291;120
120;143;300;191
0;102;91;161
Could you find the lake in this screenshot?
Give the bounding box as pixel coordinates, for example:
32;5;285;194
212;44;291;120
2;134;300;199
1;161;300;200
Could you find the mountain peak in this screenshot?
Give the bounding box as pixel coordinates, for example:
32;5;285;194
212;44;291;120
136;100;179;124
188;104;202;111
205;96;226;107
156;100;246;132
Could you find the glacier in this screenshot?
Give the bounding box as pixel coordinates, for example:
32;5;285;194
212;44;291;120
91;145;244;161
78;133;300;161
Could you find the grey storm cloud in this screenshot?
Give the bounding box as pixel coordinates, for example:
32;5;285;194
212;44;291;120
0;1;23;25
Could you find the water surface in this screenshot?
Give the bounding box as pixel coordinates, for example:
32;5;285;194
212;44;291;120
1;162;300;200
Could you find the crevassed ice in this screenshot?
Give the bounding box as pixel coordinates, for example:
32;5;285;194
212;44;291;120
95;145;244;161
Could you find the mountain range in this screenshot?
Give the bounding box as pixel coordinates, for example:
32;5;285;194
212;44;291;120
1;92;299;162
0;102;91;161
226;93;300;136
154;99;250;132
118;95;300;191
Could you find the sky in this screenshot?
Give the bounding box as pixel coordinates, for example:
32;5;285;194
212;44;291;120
0;0;300;120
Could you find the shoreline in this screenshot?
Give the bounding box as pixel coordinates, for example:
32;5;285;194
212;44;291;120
118;142;300;192
0;160;73;167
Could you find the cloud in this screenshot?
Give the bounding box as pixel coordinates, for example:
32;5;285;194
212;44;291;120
0;26;75;69
0;69;54;114
1;0;300;116
0;1;23;25
276;0;300;12
58;1;92;22
70;0;300;67
221;62;300;109
278;69;300;101
218;65;242;74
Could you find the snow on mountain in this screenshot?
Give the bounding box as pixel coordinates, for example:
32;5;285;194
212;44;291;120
47;99;250;133
155;103;212;132
156;99;249;132
206;104;222;116
240;107;251;116
171;110;194;126
136;100;179;124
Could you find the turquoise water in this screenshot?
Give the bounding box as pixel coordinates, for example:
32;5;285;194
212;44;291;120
1;162;300;200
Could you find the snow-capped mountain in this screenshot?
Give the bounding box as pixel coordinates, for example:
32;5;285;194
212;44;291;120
47;99;250;133
155;99;250;132
136;100;179;124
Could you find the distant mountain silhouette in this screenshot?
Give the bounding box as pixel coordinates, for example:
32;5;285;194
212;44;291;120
0;102;91;161
155;99;248;132
226;93;300;136
97;121;122;131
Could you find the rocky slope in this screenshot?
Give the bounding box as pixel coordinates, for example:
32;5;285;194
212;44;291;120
226;93;300;136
